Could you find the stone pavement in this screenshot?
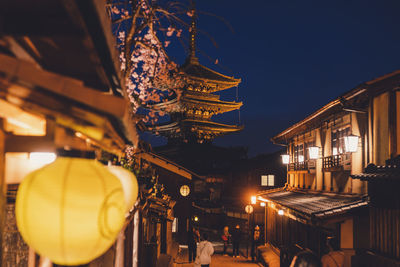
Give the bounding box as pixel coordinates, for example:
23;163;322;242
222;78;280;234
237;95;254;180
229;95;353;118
175;242;261;267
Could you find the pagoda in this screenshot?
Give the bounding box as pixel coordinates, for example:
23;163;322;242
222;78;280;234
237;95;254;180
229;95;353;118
149;11;243;143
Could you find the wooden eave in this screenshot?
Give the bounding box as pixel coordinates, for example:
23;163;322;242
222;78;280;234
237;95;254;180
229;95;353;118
0;0;123;94
271;86;368;145
0;54;137;155
182;96;243;113
135;152;194;180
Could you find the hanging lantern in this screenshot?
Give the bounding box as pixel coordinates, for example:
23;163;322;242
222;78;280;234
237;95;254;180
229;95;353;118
260;202;266;207
180;185;190;197
308;146;320;159
16;157;126;266
245;205;254;214
251;196;257;204
281;154;290;164
344;135;359;153
107;165;139;213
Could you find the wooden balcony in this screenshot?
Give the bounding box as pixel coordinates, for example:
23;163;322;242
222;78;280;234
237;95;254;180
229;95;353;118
323;154;351;171
288;160;316;173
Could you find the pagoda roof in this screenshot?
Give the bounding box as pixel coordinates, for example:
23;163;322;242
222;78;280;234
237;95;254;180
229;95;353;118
149;119;243;135
181;57;241;91
148;93;242;113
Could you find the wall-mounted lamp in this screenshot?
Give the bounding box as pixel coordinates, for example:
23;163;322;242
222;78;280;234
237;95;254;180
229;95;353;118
251;196;257;205
260;202;266;207
344;135;359;153
281;154;290;164
308;146;320;159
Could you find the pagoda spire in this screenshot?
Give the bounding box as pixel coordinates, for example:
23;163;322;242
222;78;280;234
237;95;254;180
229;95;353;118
188;2;199;64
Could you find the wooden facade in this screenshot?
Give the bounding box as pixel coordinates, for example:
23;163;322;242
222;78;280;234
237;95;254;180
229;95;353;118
264;70;400;266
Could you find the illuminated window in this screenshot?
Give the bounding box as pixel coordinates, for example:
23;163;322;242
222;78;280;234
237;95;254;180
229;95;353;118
261;175;275;186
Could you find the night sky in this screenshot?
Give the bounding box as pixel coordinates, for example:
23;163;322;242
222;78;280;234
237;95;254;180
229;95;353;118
149;0;400;157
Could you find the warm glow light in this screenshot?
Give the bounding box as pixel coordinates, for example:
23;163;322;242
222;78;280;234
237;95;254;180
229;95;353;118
180;185;190;197
344;135;359;153
260;202;266;207
194;216;199;222
251;196;257;204
281;154;290;164
29;152;56;165
308;146;319;159
298;155;304;162
278;209;284;216
16;157;125;265
107;165;139;213
245;205;254;214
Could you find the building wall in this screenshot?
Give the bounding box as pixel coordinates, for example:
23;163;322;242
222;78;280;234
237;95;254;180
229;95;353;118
0;127;5;265
373;92;390;165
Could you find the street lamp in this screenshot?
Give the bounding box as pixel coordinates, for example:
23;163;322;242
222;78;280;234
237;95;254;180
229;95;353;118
281;154;290;164
344;135;359;153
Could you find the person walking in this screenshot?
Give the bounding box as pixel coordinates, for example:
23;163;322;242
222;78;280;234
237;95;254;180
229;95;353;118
231;224;241;258
251;225;261;262
187;226;199;263
195;233;214;267
221;226;230;256
321;236;344;267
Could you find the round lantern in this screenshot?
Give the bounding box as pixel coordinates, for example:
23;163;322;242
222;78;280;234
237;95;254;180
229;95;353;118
180;185;190;197
15;157;126;266
106;165;139;212
245;205;253;214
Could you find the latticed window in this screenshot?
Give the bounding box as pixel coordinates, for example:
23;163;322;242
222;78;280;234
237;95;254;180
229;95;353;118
294;144;304;162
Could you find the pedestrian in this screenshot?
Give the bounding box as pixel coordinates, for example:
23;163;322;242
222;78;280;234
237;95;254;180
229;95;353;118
231;224;241;258
251;225;261;262
187;226;198;263
221;226;230;255
321;236;344;267
195;233;214;267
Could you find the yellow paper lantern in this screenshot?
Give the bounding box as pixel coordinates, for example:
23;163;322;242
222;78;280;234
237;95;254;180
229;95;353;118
106;165;138;212
15;157;126;266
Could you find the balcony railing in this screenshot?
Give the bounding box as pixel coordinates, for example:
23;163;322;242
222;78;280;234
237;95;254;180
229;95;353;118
289;160;316;172
323;154;351;170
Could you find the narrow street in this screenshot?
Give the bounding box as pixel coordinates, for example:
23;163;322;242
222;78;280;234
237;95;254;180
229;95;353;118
175;242;261;267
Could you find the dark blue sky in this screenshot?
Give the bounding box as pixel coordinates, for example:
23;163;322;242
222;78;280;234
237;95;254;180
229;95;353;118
151;0;400;157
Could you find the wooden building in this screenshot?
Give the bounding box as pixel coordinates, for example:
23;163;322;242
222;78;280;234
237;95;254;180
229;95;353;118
0;1;199;266
257;70;400;266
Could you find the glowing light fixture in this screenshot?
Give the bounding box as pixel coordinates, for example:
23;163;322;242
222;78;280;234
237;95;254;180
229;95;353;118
260;202;266;207
251;196;257;204
308;146;320;159
194;216;199;222
180;185;190;197
281;154;290;164
344;135;359;153
278;209;284;216
245;205;254;214
16;157;126;266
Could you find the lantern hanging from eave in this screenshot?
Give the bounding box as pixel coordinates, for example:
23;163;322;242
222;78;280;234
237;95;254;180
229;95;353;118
344;135;359;153
281;154;290;164
107;165;139;213
308;146;320;159
15;157;126;266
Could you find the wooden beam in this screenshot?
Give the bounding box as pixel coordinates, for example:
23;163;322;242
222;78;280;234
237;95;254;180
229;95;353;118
0;54;128;118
